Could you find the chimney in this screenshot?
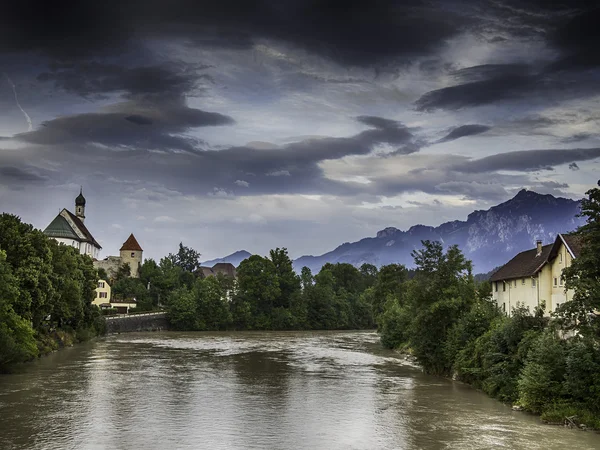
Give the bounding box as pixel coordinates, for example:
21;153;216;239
536;240;543;256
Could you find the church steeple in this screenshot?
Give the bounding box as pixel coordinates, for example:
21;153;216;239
75;187;86;222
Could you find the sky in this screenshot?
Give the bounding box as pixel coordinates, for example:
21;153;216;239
1;0;599;262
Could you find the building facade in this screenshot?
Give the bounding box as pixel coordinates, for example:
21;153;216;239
490;234;582;315
92;279;137;314
43;189;102;259
93;234;144;279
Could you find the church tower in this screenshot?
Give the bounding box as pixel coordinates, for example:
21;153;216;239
119;234;144;278
75;187;86;223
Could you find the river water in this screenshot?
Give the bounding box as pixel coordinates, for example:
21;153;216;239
1;331;598;450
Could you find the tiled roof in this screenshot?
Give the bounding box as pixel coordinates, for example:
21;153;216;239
120;233;143;251
196;266;215;278
44;214;80;240
489;244;553;282
64;210;102;249
561;233;583;258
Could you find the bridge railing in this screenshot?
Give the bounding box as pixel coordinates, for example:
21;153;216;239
105;312;167;320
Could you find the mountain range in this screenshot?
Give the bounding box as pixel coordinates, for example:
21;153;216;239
205;190;584;274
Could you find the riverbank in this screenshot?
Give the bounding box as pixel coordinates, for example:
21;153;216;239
394;345;600;432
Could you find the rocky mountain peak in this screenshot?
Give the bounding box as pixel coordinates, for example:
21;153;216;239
376;227;399;238
293;190;585;274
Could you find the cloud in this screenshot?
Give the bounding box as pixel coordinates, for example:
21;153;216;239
455;148;600;173
436;124;491;143
37;63;202;97
0;166;47;183
569;162;580;171
0;1;467;67
14;101;234;153
235;180;250;187
415;65;537;111
267;170;291;177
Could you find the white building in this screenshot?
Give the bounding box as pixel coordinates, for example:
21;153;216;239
490;234;582;315
43;189;102;259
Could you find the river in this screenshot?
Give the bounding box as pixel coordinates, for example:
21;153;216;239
0;331;598;450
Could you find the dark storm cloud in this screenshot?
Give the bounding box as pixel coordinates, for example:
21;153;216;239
414;3;600;112
0;166;47;183
15;103;234;153
562;133;592;144
36;63;207;99
415;66;537;111
549;6;600;70
456;148;600;173
1;0;465;67
437;124;491;143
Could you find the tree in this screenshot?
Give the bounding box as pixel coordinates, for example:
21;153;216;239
269;248;301;308
517;330;567;413
0;214;54;328
370;264;407;322
195;277;232;330
96;267;108;280
235;255;281;329
0;249;38;372
169;242;202;273
115;263;131;281
561;181;600;338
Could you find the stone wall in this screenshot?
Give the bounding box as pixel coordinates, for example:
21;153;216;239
105;312;169;334
93;256;122;278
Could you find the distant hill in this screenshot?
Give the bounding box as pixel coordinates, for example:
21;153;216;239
293;190;584;274
201;250;252;268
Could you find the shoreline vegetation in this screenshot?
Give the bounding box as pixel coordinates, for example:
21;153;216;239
1;184;598;431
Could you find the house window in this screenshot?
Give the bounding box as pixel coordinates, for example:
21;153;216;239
503;303;506;312
559;253;563;264
554;277;558;287
494;281;498;292
503;282;506;292
522;278;525;285
514;280;517;287
99;292;108;299
131;252;135;257
98;281;105;288
559;277;564;286
532;278;536;287
555;302;560;310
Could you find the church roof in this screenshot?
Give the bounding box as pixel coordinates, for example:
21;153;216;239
44;215;80;240
63;210;101;249
120;234;143;251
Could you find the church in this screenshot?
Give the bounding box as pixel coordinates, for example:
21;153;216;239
43;189;102;259
43;190;144;279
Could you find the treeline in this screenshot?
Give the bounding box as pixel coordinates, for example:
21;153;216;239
0;214;105;373
379;184;600;428
161;248;409;331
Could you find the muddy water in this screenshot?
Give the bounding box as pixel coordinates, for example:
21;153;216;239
1;331;598;449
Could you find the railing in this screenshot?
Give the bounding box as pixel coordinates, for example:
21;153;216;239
105;311;167;320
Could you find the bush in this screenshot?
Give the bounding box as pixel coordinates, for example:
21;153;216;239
517;330;567;413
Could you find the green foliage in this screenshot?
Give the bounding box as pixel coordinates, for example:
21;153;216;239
560;182;600;338
0;214;104;372
168;242;202;273
563;337;600;413
96;267;108;281
115;263;131;281
517;330;567;413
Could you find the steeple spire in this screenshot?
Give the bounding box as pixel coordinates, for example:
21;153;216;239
75;188;86;222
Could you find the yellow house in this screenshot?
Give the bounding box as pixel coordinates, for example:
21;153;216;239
490;234;583;315
92;279;137;314
93;279;112;307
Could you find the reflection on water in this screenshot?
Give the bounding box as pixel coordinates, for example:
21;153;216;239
0;331;598;450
